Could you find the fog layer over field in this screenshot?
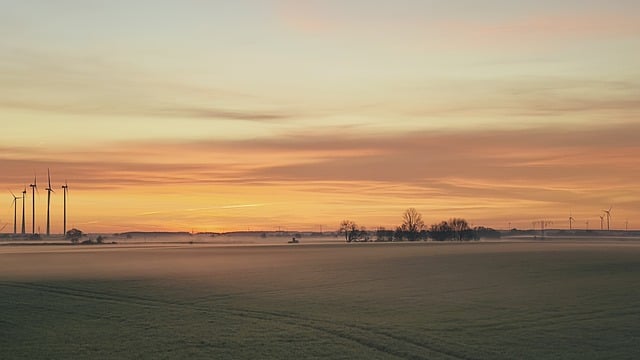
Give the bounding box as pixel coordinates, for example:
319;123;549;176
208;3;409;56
1;241;639;359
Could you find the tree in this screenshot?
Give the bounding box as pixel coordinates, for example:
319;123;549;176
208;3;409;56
474;226;501;240
394;226;405;241
66;228;83;244
429;221;453;241
429;218;477;241
449;218;472;241
400;208;425;241
375;227;394;242
339;220;365;242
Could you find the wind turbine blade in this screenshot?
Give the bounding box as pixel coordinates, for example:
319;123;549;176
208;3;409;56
48;168;52;188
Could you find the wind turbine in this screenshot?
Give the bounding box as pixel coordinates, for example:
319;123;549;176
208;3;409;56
29;175;37;234
599;215;604;231
21;187;26;234
10;191;22;234
45;169;55;236
602;206;612;231
569;214;575;231
61;180;68;235
533;220;553;239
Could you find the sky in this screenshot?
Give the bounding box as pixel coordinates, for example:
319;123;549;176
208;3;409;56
1;0;639;233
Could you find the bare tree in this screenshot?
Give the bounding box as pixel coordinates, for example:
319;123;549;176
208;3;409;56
375;227;393;242
429;221;452;241
449;218;474;240
429;219;477;241
401;208;425;241
339;220;364;242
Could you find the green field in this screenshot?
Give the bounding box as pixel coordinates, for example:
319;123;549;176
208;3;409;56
1;241;639;359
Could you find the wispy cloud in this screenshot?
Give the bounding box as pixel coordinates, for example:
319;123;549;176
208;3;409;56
0;49;294;123
157;107;291;122
2;122;638;231
2;123;638;202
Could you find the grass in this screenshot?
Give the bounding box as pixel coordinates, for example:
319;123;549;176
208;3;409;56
1;241;639;359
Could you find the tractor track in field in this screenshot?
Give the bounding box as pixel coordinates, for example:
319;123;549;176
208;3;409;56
440;307;640;334
0;281;504;360
228;307;505;360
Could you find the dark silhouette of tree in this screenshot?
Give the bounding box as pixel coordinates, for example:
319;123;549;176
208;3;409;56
393;226;404;241
474;226;501;239
449;218;473;241
375;227;394;242
66;228;83;244
429;221;453;241
428;218;480;241
339;220;365;242
401;208;425;241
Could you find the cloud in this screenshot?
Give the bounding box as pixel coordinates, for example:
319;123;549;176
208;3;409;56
2;122;638;230
274;3;640;52
0;49;293;123
2;121;638;187
402;77;640;120
415;11;640;52
157;107;291;122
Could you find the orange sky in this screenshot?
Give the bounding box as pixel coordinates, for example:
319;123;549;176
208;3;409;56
2;123;639;233
1;1;639;233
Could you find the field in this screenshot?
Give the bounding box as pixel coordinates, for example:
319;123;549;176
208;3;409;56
1;241;639;359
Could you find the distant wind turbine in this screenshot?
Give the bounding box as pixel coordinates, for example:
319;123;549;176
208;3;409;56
602;206;612;231
569;214;575;231
599;215;604;231
29;175;37;234
21;187;26;234
61;180;69;235
10;191;22;234
533;220;553;239
45;169;55;236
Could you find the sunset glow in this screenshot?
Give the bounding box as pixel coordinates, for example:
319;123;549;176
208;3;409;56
1;1;639;232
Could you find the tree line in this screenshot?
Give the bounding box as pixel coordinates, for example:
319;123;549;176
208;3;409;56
339;208;500;243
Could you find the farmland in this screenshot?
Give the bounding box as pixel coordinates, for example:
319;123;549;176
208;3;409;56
1;241;639;359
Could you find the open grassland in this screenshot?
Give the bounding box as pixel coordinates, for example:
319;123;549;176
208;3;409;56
1;241;639;359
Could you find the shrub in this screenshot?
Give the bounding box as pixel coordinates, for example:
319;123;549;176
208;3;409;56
66;228;83;244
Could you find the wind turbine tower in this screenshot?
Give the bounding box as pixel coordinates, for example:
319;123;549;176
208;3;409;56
29;176;37;234
533;220;553;239
603;207;612;231
10;191;22;234
45;169;55;236
569;214;575;231
21;187;26;234
62;180;68;235
599;215;604;231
